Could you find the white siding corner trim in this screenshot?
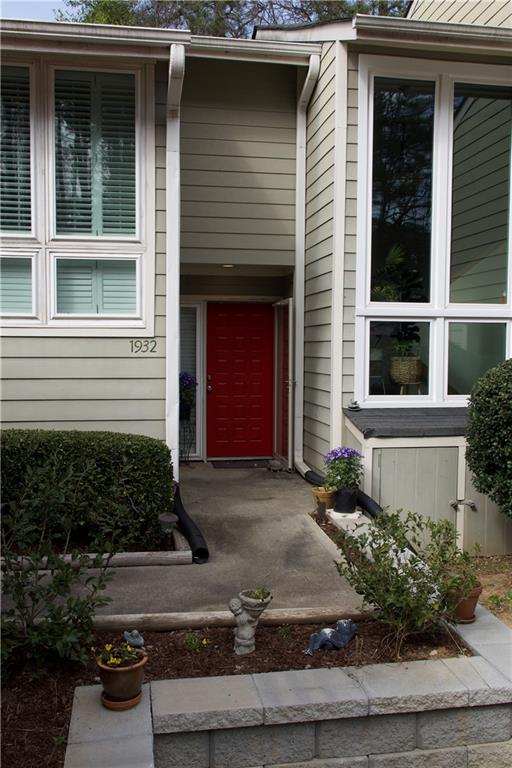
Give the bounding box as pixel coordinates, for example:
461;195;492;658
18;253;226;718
293;53;320;475
165;44;185;473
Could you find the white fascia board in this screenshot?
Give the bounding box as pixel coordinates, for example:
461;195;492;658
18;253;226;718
0;19;190;45
253;21;355;43
352;14;512;57
189;35;321;65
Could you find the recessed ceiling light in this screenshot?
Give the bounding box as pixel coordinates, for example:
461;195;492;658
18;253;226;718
223;264;234;268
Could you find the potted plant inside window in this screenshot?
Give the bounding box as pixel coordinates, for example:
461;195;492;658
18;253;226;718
389;323;423;389
324;447;363;514
94;637;148;711
179;371;197;421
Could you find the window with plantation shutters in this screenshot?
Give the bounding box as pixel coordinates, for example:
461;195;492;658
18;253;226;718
56;259;137;315
1;66;31;232
55;71;136;236
0;257;32;314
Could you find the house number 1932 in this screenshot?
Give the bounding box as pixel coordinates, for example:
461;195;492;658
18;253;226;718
130;339;157;354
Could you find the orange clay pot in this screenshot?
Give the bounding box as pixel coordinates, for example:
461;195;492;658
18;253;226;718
454;582;482;624
97;654;147;710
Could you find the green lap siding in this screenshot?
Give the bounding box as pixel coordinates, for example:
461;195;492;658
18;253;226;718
0;68;167;439
304;42;336;473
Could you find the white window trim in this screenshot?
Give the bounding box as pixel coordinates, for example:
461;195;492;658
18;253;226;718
0;250;39;322
49;251;143;326
47;62;143;244
0;60;37;240
1;56;155;337
355;55;512;408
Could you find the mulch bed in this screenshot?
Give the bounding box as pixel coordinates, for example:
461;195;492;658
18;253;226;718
2;621;470;768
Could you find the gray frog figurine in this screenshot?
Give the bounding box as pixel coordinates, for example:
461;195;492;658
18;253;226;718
305;619;357;656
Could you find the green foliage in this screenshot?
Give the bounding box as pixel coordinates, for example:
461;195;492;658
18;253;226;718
487;592;512;613
184;630;209;653
336;511;478;657
277;624;291;640
1;539;112;675
1;429;174;550
247;587;272;601
466;359;512;519
56;0;409;37
371;244;425;304
94;638;145;667
324;447;363;490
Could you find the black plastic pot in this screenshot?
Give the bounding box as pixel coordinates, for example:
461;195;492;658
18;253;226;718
179;402;191;421
333;488;357;513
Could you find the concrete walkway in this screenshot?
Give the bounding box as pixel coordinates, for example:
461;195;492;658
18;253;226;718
97;463;362;615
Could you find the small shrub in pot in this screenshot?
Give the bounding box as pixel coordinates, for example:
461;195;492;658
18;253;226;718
336;510;478;657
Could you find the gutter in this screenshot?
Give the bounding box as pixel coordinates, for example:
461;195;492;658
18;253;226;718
1;19;320;65
0;18;191;45
352;13;512;56
293;53;320;478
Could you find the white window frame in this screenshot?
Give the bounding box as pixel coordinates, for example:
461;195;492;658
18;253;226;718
1;56;155;337
48;63;143;243
355;55;512;408
0;250;40;321
0;61;37;240
49;251;143;326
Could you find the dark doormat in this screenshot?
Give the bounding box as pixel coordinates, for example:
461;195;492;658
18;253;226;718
210;460;270;469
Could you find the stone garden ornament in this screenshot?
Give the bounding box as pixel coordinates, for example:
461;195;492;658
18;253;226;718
305;619;357;656
228;588;272;655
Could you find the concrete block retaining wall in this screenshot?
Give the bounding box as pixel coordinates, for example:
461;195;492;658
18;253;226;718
151;659;512;768
65;608;512;768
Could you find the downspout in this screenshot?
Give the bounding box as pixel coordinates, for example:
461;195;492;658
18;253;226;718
165;43;185;479
294;53;320;477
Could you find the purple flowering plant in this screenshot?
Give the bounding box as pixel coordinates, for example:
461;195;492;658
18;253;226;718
179;371;198;406
324;446;363;490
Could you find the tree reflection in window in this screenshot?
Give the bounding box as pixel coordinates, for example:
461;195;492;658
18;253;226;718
371;78;435;303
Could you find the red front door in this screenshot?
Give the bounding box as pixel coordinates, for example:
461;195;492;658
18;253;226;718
207;303;274;458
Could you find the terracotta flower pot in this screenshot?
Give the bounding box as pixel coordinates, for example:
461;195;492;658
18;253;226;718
97;654;147;710
312;486;335;509
454;582;482;624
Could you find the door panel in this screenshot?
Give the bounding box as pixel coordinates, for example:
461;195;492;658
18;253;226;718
207;303;273;458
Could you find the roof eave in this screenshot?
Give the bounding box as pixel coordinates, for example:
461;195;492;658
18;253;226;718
352;14;512;57
0;19;320;65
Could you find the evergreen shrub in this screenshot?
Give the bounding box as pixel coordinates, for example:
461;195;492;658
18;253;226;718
1;429;174;550
466;359;512;519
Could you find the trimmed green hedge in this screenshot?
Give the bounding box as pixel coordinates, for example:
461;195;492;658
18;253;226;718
0;429;173;550
466;359;512;519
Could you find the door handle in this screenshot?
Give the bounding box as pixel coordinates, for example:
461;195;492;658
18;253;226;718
207;385;213;393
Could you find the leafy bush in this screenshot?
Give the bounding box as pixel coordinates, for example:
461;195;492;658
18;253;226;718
1;488;113;675
1;429;174;674
1;429;174;550
324;447;363;490
466;359;512;519
336;511;477;657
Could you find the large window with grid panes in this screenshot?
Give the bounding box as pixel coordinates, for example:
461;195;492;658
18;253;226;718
355;56;511;406
0;60;154;335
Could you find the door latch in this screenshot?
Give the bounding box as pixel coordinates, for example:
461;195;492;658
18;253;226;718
449;499;477;512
